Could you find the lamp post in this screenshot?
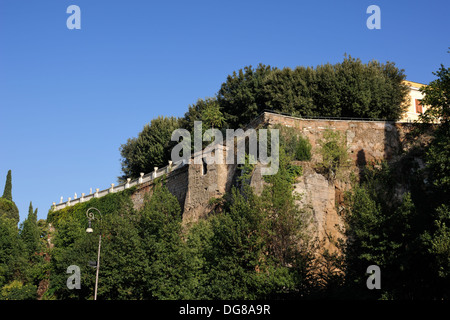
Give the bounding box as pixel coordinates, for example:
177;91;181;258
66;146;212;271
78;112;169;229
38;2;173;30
86;207;102;300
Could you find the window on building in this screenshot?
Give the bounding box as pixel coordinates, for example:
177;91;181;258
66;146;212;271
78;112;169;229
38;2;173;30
415;99;423;114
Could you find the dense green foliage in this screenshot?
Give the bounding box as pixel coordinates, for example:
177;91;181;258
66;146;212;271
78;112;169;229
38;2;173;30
0;201;47;300
342;161;449;299
0;199;19;227
218;56;408;128
0;216;23;288
339;63;450;299
1;280;37;300
119;116;181;180
420;64;450;197
200;99;225;130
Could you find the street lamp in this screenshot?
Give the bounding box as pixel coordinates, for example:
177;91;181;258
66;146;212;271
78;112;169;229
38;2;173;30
86;207;102;300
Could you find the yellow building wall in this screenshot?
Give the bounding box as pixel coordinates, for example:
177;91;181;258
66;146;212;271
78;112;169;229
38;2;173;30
400;80;427;122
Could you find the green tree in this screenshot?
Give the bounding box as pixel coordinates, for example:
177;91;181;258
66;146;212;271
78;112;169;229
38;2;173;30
261;148;307;269
204;186;269;299
138;185;201;299
48;216;93;299
218;64;274;128
263;66;317;116
20;202;41;259
2;170;12;201
0;280;36;300
201;99;225;129
180;97;218;132
419;64;450;127
95;213;148;300
0;215;27;290
331;56;408;119
417;63;450;298
419;64;450;196
119;116;181;180
342;160;447;299
0;216;19;287
0;170;19;225
217;57;409;128
49;204;147;299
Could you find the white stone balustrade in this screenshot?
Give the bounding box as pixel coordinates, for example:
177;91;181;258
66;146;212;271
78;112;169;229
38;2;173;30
52;159;185;212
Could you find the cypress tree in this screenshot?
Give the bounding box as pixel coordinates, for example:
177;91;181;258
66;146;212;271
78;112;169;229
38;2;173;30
20;202;41;259
2;170;12;201
0;170;19;225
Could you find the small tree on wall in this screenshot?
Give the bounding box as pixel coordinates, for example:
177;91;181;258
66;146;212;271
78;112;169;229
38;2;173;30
317;129;349;180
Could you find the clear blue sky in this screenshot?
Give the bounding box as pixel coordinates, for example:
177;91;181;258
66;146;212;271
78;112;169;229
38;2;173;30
1;0;449;222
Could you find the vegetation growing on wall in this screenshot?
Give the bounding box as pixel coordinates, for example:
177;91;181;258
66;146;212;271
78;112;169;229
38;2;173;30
317;129;349;180
47;187;137;227
277;125;312;162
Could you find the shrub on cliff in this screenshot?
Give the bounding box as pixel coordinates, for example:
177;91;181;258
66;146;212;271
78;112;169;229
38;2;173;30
317;129;349;180
278;125;312;162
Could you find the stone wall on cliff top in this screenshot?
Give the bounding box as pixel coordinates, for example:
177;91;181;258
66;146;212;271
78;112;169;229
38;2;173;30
130;112;413;244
